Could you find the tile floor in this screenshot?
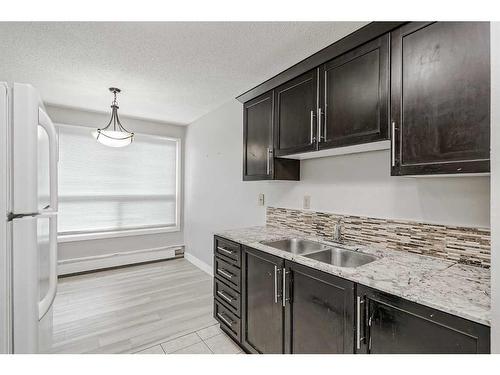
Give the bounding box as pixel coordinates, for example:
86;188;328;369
135;323;243;354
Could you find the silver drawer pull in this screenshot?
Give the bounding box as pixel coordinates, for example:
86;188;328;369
217;290;234;303
217;312;234;327
217;246;234;255
217;268;234;279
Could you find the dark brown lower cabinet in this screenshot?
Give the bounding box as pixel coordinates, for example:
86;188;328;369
356;285;490;354
241;246;355;354
220;238;490;354
213;236;242;344
284;261;355;353
241;246;284;354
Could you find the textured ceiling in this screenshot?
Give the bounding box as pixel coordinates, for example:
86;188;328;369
0;22;367;125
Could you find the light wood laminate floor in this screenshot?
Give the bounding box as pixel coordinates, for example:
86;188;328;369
50;258;241;354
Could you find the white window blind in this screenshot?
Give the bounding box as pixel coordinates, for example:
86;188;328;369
57;124;179;235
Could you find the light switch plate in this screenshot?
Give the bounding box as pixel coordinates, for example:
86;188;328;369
303;195;311;209
258;193;265;206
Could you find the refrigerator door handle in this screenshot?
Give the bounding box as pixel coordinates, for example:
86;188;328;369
38;214;57;320
38;108;58;212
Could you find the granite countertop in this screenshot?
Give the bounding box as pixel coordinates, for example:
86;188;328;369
215;225;491;326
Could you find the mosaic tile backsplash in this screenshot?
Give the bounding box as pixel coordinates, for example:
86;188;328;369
266;207;491;268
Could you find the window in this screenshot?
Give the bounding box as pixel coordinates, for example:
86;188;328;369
56;124;180;239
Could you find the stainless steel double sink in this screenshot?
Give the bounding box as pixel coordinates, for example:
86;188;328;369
261;238;377;268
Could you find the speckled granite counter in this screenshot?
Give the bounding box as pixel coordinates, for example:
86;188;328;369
214;225;490;326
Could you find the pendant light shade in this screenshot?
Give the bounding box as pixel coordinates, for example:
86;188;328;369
93;88;134;147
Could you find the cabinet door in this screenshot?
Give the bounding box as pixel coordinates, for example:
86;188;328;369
241;246;284;354
243;91;274;180
356;285;490;354
391;22;490;175
284;261;355;353
319;34;389;149
274;70;318;156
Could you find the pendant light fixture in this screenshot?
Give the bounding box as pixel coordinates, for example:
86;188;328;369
92;87;134;147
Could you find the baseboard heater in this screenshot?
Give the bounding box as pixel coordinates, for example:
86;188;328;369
57;245;184;276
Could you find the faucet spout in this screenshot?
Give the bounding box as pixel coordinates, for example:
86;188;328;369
333;217;344;243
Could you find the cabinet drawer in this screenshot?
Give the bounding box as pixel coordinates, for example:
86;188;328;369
214;237;241;267
214;278;241;316
214;256;241;290
215;299;241;342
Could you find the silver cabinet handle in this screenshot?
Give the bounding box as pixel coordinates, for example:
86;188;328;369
323;108;327;141
274;265;280;304
356;296;365;350
266;147;272;175
391;121;396;167
217;246;234;256
217;290;234;303
217;268;233;279
282;269;290;307
217;312;234;327
317;107;323;142
282;268;286;306
310;110;316;144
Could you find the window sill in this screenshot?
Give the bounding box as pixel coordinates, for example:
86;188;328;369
57;226;181;243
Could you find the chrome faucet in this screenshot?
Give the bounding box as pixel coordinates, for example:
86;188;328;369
333;217;343;243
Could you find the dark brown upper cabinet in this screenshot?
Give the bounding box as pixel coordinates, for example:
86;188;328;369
318;34;390;149
243;91;299;181
274;70;319;156
391;22;490;176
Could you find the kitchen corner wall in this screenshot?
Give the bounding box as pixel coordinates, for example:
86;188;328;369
46;105;186;271
184;100;490;270
490;22;500;354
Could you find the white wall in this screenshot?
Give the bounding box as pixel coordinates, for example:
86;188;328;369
46;105;186;271
184;100;491;268
490;22;500;354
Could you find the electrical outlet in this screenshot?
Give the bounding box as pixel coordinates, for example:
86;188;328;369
303;195;311;209
258;193;265;206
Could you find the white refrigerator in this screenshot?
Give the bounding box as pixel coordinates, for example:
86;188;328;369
0;82;59;354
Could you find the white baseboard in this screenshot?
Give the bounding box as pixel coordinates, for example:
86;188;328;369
58;245;183;275
184;252;213;276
